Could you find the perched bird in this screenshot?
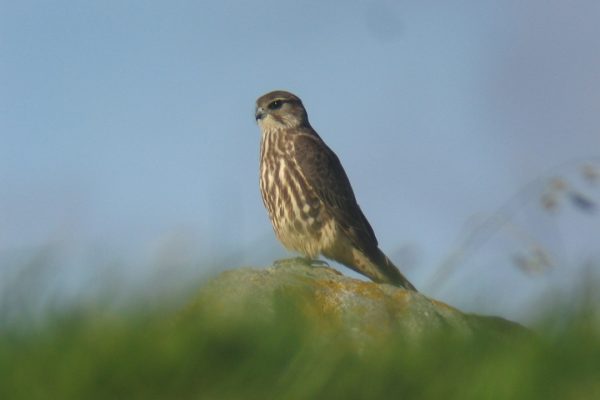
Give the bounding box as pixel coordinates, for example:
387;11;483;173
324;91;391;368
255;90;416;291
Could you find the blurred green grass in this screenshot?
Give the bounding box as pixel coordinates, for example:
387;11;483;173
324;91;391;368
1;288;599;400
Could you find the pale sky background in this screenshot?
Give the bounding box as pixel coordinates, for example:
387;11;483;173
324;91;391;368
1;0;599;323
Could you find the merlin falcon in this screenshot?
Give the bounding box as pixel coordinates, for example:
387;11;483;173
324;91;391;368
255;90;416;291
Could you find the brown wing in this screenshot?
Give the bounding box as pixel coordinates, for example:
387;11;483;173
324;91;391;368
293;129;378;251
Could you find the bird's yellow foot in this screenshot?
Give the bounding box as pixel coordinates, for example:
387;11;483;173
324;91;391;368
273;257;329;268
308;259;330;267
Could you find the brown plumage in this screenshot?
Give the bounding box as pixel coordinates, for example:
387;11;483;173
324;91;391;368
255;90;416;290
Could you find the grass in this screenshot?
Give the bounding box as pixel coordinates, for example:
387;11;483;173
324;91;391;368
0;285;599;400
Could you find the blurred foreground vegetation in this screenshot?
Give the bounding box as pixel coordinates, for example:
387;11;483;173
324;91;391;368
1;284;599;400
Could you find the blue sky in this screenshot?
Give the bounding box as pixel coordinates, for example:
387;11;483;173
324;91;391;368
2;1;599;322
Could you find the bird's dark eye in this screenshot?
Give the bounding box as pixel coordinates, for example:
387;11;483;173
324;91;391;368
268;100;283;110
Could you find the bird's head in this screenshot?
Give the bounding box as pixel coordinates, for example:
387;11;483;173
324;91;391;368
255;90;309;131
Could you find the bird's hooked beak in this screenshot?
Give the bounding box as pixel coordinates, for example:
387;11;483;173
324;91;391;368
255;106;265;122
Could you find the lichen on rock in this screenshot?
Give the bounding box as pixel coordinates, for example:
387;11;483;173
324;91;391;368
188;261;528;344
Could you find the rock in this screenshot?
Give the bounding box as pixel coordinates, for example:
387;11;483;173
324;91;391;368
189;261;528;342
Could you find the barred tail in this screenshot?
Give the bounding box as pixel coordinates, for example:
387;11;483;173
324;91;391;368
326;242;417;291
370;248;417;291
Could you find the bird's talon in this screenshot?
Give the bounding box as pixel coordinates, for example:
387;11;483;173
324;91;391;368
272;257;307;267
